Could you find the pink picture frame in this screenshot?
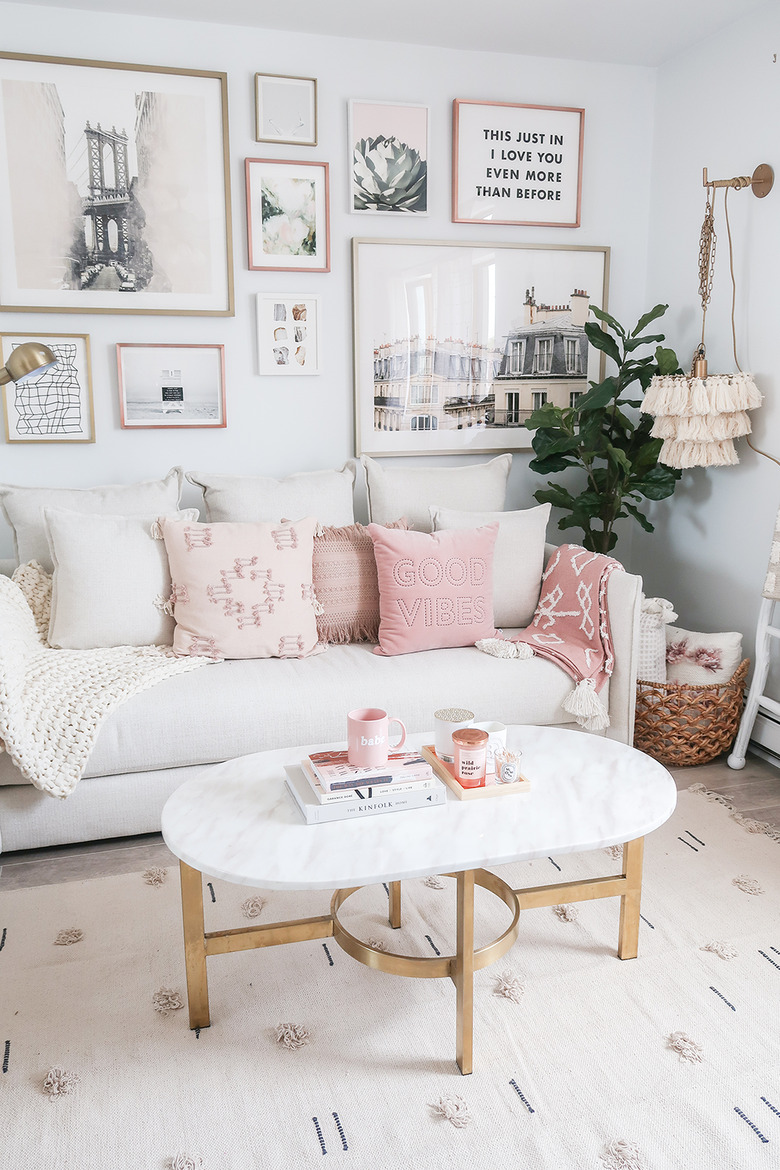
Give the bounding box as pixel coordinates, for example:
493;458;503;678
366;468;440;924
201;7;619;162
117;343;227;429
245;157;330;273
452;99;584;229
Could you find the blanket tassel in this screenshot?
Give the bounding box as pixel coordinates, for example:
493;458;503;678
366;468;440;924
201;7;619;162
563;678;611;731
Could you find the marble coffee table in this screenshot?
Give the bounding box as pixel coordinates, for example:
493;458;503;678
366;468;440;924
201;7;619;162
161;726;676;1074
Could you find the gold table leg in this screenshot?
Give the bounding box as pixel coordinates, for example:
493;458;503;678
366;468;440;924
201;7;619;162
388;880;402;928
179;860;210;1029
617;836;644;960
453;869;475;1075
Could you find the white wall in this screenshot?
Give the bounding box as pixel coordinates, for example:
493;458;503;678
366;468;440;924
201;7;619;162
0;1;656;558
635;0;780;663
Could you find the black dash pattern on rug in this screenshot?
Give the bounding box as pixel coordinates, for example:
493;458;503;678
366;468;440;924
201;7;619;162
758;950;780;971
685;830;706;846
0;927;6;952
425;935;441;956
322;943;334;967
710;986;736;1011
509;1080;535;1113
312;1116;327;1154
332;1112;348;1150
207;882;216;903
734;1107;769;1142
678;837;698;852
2;1040;9;1074
548;857;561;871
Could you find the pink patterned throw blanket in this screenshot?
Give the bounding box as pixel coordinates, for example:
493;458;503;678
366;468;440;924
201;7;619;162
477;544;624;730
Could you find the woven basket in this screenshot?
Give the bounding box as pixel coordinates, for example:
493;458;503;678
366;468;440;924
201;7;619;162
634;658;749;767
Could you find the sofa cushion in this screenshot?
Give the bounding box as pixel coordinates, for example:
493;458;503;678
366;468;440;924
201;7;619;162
362;453;511;533
45;508;199;650
187;464;356;526
47;641;590;781
0;468;183;572
368;522;498;655
312;519;408;644
430;503;550;629
160;515;320;660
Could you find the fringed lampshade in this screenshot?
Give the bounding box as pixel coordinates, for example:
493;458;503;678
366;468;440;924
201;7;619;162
640;164;772;470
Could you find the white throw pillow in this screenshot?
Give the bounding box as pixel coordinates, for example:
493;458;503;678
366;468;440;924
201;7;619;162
0;468;182;572
430;503;550;628
187;463;356;526
665;624;743;685
362;454;512;533
45;507;198;650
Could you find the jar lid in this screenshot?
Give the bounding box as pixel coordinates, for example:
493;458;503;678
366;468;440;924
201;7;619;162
452;727;489;748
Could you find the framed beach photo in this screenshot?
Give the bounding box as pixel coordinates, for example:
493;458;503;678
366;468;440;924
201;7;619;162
0;52;233;315
1;332;94;443
245;158;330;272
352;238;609;457
452;99;584;228
117;343;226;429
256;293;320;375
349;99;429;215
255;73;317;146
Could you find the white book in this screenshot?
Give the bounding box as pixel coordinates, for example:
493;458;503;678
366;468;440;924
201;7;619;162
284;765;446;824
300;758;439;805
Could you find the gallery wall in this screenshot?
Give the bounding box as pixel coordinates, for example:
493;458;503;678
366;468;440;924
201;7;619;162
0;0;657;559
634;1;780;670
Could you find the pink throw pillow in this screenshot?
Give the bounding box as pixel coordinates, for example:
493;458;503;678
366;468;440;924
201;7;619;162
368;522;498;656
312;519;408;644
160;516;320;660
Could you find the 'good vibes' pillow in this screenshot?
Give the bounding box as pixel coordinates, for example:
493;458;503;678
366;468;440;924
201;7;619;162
368;523;498;656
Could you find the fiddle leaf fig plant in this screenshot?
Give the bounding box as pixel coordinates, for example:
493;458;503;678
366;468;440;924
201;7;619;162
525;303;683;554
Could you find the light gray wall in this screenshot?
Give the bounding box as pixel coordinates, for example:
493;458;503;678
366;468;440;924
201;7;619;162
0;2;656;557
634;0;780;665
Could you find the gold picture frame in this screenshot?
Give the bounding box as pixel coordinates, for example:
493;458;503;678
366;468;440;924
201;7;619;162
1;332;95;443
0;51;234;316
255;73;317;146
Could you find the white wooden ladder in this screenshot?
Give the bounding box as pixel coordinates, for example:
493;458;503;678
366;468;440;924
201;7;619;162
728;510;780;769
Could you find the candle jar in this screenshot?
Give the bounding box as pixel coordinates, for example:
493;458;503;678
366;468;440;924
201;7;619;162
452;727;489;788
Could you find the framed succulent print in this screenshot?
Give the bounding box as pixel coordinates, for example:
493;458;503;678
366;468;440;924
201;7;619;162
349;99;429;215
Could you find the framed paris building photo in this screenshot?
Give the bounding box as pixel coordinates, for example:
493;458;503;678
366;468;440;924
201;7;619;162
352;238;609;457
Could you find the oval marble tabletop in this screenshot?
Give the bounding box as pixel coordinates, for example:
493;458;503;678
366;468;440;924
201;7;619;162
161;727;677;891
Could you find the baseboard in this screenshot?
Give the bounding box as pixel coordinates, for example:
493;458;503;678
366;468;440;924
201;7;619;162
749;711;780;768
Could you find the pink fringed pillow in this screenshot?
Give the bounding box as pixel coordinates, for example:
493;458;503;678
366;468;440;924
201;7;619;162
159;516;320;660
368;522;498;656
312;520;409;644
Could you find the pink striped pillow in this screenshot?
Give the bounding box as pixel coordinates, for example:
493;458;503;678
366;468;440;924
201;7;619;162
312;520;408;644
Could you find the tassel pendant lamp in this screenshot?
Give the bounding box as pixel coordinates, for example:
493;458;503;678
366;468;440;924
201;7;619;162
641;164;773;469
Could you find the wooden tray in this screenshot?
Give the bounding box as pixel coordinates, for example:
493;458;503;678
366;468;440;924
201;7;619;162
421;746;531;801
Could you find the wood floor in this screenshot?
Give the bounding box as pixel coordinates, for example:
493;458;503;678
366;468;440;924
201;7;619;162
1;752;778;893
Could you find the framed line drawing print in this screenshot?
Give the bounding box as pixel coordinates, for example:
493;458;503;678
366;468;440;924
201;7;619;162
117;343;226;429
245;158;330;272
0;52;234;315
256;293;320;375
255;73;317;145
353;237;609;457
1;332;94;443
349;99;429;215
452;100;584;228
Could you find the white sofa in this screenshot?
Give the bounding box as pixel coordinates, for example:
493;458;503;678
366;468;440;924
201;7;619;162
0;459;643;853
0;552;642;852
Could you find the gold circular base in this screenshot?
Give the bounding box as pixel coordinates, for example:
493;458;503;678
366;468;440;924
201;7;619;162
752;164;774;198
330;869;520;979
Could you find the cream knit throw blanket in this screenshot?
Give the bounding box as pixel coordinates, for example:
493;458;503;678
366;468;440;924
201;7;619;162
0;564;212;799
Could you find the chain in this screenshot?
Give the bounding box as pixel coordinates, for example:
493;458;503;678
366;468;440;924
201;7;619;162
697;188;717;350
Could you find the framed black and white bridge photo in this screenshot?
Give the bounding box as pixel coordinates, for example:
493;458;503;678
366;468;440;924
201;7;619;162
0;52;234;316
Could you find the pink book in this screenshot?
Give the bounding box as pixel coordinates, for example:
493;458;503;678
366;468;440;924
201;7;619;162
306;749;433;792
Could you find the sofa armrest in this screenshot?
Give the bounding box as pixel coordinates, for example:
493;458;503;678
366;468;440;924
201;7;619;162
543;541;642;745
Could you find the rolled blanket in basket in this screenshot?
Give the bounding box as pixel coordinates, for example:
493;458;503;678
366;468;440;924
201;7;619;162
477;544;624;731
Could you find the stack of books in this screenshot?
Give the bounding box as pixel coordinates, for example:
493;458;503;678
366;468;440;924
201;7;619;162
284;749;445;824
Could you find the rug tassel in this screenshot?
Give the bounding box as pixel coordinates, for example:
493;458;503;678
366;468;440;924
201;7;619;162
562;678;610;730
475;638;534;660
600;1139;648;1170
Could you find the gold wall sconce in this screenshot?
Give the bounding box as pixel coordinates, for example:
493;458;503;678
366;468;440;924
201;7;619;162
0;341;57;385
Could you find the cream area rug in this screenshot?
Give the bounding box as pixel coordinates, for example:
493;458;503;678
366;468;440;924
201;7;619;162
1;786;779;1170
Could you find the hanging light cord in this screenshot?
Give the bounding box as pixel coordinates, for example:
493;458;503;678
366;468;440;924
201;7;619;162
722;185;780;468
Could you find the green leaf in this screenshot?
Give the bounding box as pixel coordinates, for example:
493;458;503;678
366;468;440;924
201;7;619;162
622;501;655;533
654;345;681;375
606;443;632;475
533;484;576;509
577;376;620;412
631;304;668;337
633;464;682;500
529;454;579;474
584;322;622;366
623;333;666;352
589;305;626;336
524;403;566;431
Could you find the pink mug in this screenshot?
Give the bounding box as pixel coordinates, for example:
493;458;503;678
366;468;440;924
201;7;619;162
347;707;407;768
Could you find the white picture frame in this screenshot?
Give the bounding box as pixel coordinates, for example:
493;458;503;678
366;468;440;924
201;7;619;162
255;73;317;146
1;332;94;443
256;293;321;375
117;343;227;428
349;99;429;215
